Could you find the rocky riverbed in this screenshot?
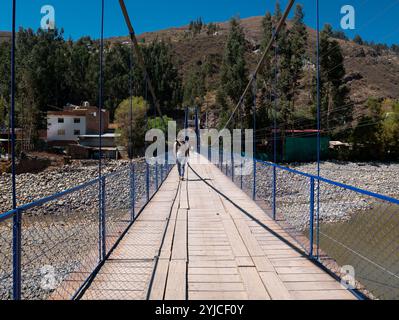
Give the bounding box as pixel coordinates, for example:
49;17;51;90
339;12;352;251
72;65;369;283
237;161;399;230
290;161;399;199
0;159;149;214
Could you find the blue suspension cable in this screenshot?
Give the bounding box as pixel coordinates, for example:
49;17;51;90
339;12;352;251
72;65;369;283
10;0;16;211
273;28;278;164
11;0;20;301
272;27;278;221
98;0;105;261
99;0;104;175
252;75;257;201
129;45;133;159
316;0;321;259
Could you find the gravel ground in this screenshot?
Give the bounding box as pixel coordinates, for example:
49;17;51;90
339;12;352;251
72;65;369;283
289;161;399;199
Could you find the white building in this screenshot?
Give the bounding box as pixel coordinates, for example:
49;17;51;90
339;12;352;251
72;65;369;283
47;114;86;142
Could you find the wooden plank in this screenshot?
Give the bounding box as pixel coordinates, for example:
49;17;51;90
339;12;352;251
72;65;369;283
269;258;316;267
189;274;242;283
189;260;237;268
252;256;276;272
279;273;337;282
235;257;255;267
235;219;265;257
189;282;245;292
220;219;250;257
148;259;169;300
285;281;347;291
189;291;248;300
275;266;325;274
290;290;356;300
171;210;187;261
239;267;271;300
259;272;292;300
188;267;238;275
164;260;187;300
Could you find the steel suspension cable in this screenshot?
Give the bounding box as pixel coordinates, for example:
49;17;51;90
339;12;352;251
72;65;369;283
316;0;321;259
11;0;20;301
273;28;278;164
98;0;105;260
129;44;134;160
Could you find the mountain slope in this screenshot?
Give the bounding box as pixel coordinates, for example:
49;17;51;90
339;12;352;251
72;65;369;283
110;16;399;107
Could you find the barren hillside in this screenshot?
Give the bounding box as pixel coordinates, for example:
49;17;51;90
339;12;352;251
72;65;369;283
109;16;399;108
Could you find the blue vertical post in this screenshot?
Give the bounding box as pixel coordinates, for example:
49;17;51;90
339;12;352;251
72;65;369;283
225;151;228;175
240;157;243;190
161;163;164;183
155;163;159;190
252;75;257;201
240;104;243;190
195;107;200;153
184;106;188;137
231;148;234;182
146;162;150;202
219;145;222;169
272;28;278;220
130;163;135;221
100;177;106;260
164;152;168;181
316;0;321;259
309;177;315;258
272;166;276;220
11;0;21;301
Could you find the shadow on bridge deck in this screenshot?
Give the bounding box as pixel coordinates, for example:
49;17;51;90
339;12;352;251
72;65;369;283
79;155;356;300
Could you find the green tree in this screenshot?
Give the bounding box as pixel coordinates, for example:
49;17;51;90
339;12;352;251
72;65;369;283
103;42;131;119
318;24;351;136
273;2;293;135
353;35;364;45
206;23;219;36
183;62;206;106
289;4;308;108
115;96;148;151
148;115;174;131
142;40;183;115
257;11;274;131
380;100;399;160
220;17;247;106
189;18;204;37
351;98;383;160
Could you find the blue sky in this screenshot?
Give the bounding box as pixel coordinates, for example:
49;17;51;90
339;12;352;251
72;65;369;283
1;0;399;45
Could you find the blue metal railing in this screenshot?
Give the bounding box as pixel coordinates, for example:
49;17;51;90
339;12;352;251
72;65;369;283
0;160;173;300
215;149;399;300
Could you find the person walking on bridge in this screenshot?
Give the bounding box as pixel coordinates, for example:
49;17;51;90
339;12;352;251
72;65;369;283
174;136;190;181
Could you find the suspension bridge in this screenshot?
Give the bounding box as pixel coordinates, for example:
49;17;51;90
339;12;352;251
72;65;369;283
1;0;398;301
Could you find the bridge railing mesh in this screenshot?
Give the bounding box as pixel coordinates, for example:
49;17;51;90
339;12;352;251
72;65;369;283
317;181;399;300
19;181;100;300
213;151;399;300
0;215;13;300
274;168;313;252
104;167;132;255
0;159;173;300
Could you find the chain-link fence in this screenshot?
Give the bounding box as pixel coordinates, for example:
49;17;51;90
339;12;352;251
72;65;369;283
317;180;399;300
213;151;399;300
0;213;14;300
0;160;173;300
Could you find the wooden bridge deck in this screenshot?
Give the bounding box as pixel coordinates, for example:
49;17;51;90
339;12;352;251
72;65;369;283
81;155;356;300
